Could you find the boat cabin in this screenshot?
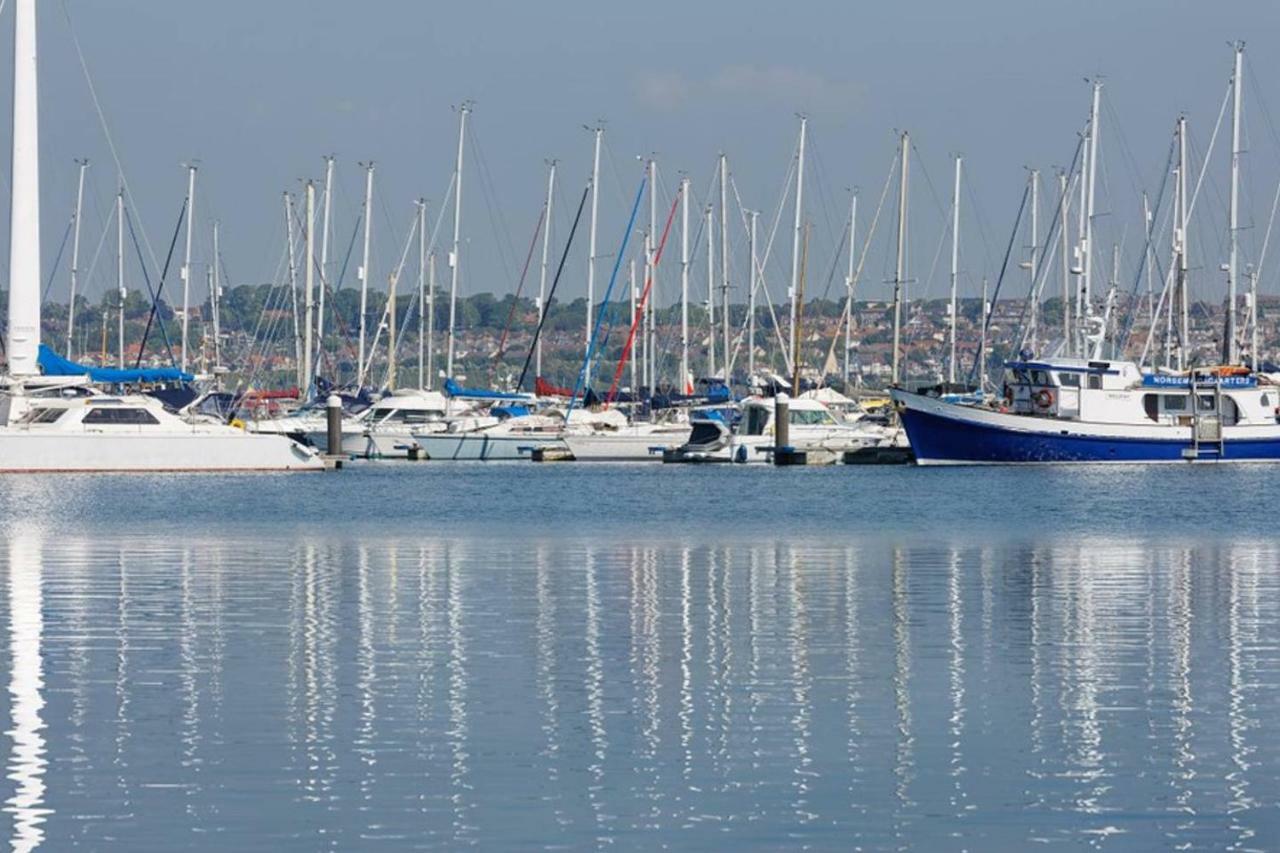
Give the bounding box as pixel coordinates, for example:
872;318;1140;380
1000;357;1280;427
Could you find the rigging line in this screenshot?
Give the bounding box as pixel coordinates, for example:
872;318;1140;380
469;126;518;281
1187;80;1232;217
493;205;546;365
128;199;185;368
565;173;646;421
607;187;682;402
516;183;591;391
1008;135;1084;351
363;208;422;386
728;173;793;374
40;218;74;306
59;0;165;284
966;181;1029;387
1115;132;1176;354
820;152;897;370
960;165;997;279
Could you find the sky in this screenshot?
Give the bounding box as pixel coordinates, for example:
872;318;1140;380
9;0;1280;312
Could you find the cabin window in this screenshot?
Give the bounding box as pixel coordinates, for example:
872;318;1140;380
1197;395;1215;412
18;407;65;424
384;410;439;424
1222;396;1241;426
1163;395;1188;412
745;406;770;436
1058;373;1080;388
790;409;836;426
1142;395;1158;421
83;407;160;425
1031;370;1050;386
1013;369;1031;385
1263;393;1271;407
1087;374;1102;390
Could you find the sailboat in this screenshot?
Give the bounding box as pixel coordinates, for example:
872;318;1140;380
0;0;321;472
891;54;1280;465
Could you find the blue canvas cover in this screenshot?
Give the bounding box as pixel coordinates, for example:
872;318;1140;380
38;344;194;384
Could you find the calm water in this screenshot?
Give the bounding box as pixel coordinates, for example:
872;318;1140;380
1;464;1279;850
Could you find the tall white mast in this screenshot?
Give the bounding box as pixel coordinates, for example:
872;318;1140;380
789;117;807;348
1227;41;1244;364
357;161;375;386
536;160;556;378
317;155;334;379
303;180;315;391
628;258;637;393
948;155;961;384
1027;169;1040;355
891;131;909;387
1177;115;1190;370
647;157;658;396
844;194;857;387
211;221;221;371
585;125;602;349
1081;80;1102;355
706;205;716;377
446;103;470;380
749;209;759;382
417;199;427;391
6;0;40;377
1059;171;1071;349
180;163;197;373
679;176;690;391
116;190;125;369
719;153;731;378
427;252;437;389
66;159;88;359
283;192;302;389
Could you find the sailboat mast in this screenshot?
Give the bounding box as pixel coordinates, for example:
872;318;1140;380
427;252;437;389
417;199;427;390
585;125;602;350
648;157;658;396
891;131;909;387
719;153;730;379
6;0;40;377
446;104;470;380
749;209;759;382
180;163;196;373
948;155;961;384
317;155;334;379
1059;170;1071;350
284;192;302;389
789;117;807;352
66;159;87;359
303;180;315;392
680;176;690;392
212;221;221;372
706;205;716;377
116;190;125;369
1227;41;1244;364
1081;80;1101;352
1177;115;1190;370
628;259;637;395
1028;168;1040;355
845;193;857;388
358;161;375;386
536;160;556;378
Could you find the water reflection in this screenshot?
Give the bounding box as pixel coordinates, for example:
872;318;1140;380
5;527;49;852
1;531;1278;850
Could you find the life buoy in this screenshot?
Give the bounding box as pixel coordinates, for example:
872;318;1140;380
1032;389;1054;410
230;418;246;430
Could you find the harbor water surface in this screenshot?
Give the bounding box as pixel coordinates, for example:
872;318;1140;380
1;464;1278;850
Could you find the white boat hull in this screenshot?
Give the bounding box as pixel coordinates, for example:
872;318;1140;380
0;430;323;472
414;432;562;461
561;431;685;461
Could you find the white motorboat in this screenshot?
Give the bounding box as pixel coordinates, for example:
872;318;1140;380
410;407;627;461
362;389;467;458
560;411;692;461
0;1;320;473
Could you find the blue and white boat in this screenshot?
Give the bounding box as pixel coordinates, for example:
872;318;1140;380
892;357;1280;464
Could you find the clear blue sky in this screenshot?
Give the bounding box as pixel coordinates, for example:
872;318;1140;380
12;0;1280;309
